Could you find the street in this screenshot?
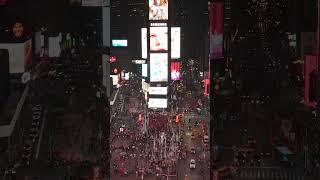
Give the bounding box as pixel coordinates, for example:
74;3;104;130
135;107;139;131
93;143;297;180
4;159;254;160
110;73;210;180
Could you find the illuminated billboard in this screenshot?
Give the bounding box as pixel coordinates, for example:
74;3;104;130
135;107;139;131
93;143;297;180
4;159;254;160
149;87;168;95
0;39;32;74
110;75;119;86
142;64;148;77
150;27;168;51
141;28;147;58
148;98;168;108
210;1;223;59
171;27;181;59
150;53;168;82
171;62;180;80
112;40;128;47
149;0;168;20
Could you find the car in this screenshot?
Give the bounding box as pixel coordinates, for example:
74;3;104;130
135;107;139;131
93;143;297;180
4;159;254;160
190;147;196;154
191;133;195;140
190;159;196;169
203;135;209;143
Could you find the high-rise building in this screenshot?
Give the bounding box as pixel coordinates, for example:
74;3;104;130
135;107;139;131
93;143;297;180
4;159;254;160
177;0;209;70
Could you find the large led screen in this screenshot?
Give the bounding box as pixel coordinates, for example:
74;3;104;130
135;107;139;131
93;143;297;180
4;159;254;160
171;62;181;80
171;27;181;59
112;40;128;47
148;98;168;108
150;53;168;82
149;0;168;20
141;28;148;59
142;64;148;77
150;27;168;51
210;1;223;59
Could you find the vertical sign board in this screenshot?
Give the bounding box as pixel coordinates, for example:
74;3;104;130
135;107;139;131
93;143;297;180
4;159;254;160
171;27;181;59
171;61;180;80
210;1;223;60
148;0;170;109
304;55;317;107
142;28;148;59
103;6;111;97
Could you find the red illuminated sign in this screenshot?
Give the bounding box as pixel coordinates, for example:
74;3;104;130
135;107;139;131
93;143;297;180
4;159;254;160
304;55;317;107
171;62;180;80
210;1;223;59
110;56;116;63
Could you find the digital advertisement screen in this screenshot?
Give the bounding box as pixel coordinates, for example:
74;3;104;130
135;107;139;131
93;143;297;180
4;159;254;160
150;53;168;82
150;27;168;51
149;87;168;95
149;0;168;20
141;28;148;59
112;40;128;47
210;1;223;59
142;64;148;77
171;62;181;80
148;98;168;108
110;75;119;86
171;27;181;59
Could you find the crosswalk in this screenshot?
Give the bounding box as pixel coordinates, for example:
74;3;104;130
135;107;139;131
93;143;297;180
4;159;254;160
236;167;305;180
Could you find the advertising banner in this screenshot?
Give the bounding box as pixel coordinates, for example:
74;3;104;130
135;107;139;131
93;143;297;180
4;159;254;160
150;53;168;82
171;27;181;59
149;0;169;20
148;98;168;108
150;27;168;51
210;1;223;59
142;64;148;77
112;40;128;47
149;87;168;95
141;28;148;58
171;61;180;80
